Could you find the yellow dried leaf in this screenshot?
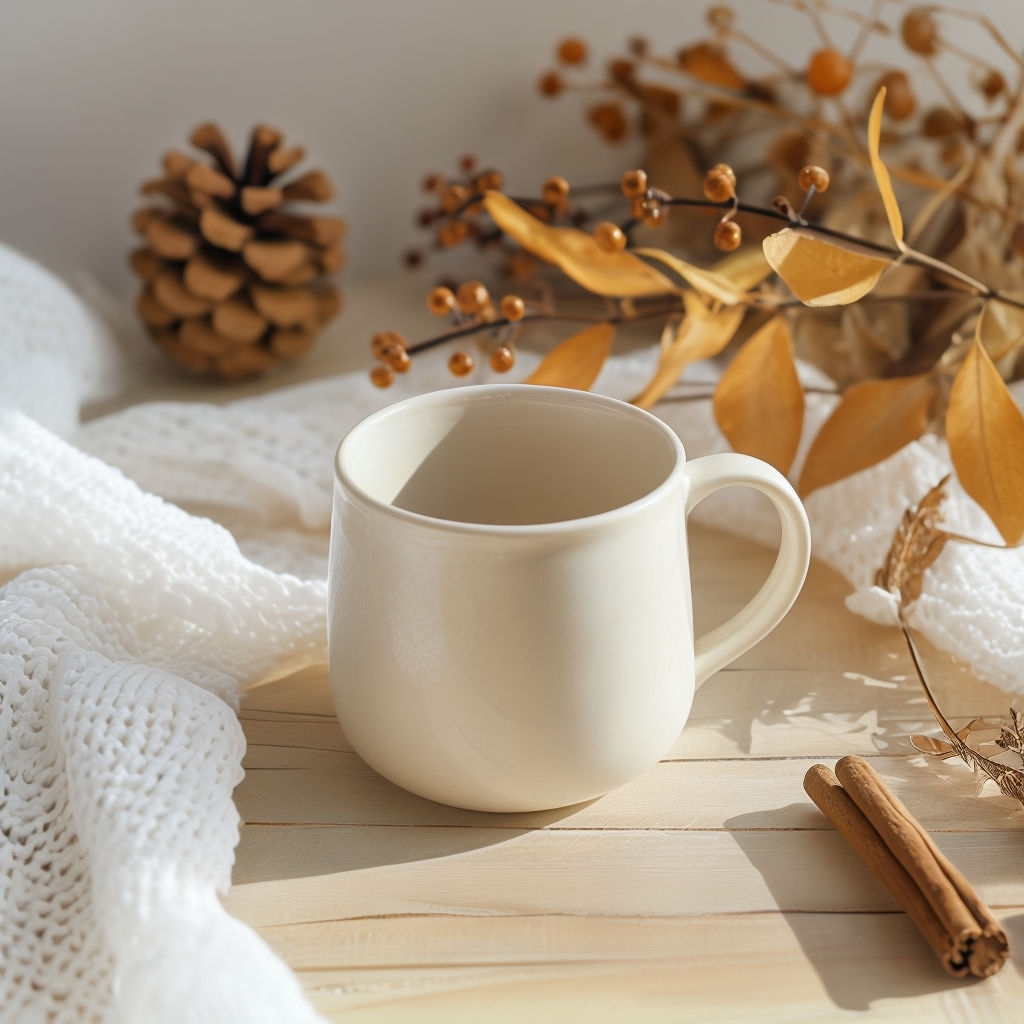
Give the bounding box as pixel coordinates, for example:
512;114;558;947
525;322;615;390
868;87;905;247
763;229;892;306
799;374;935;496
906;159;972;247
946;338;1024;544
712;316;804;474
483;192;677;298
710;247;773;293
978;298;1024;361
632;247;743;305
631;295;746;410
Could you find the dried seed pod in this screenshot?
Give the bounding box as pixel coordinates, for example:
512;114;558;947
902;8;940;56
873;71;917;121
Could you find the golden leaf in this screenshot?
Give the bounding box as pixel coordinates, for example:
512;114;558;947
525;322;615;390
977;297;1024;362
710;247;773;293
483;192;677;298
910;735;958;759
799;374;935;497
905;159;973;247
762;229;892;306
946;337;1024;544
632;247;744;305
712;316;804;474
867;87;905;247
631;294;746;410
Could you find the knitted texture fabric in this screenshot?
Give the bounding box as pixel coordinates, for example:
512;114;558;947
2;241;1023;1022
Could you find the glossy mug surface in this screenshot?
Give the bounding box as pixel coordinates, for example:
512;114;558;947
329;385;810;812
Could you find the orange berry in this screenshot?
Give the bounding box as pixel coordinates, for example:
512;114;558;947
627;35;648;57
421;173;443;194
459;154;477;174
427;286;456;316
437;221;470;247
874;71;916;121
594;221;626;251
473;169;504;192
703;163;736;202
608;59;635;84
490;345;516;373
382;345;410;373
371;331;404;358
620;168;648;199
542;175;570;205
500;295;525;321
370;365;394;388
902;8;939;56
448;351;475;377
441;184;469;214
643;204;667;228
806;49;853;96
922;107;961;138
557;37;587;66
456;280;489;315
538;71;564;97
586;102;628;142
797;165;830;194
706;5;734;31
506;252;536;281
713;220;742;251
979;69;1005;101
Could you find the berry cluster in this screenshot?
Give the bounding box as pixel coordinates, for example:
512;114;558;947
371;158;837;387
370;281;527;387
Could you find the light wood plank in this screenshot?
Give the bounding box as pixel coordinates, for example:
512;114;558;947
235;753;1022;835
254;912;1024;1022
225;829;1022;927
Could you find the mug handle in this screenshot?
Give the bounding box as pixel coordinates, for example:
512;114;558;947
684;453;812;687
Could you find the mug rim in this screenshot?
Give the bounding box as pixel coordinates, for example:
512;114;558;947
334;384;687;536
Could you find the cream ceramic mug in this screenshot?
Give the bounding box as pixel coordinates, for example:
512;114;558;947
329;384;810;812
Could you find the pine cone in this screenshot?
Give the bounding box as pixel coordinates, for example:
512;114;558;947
130;123;345;379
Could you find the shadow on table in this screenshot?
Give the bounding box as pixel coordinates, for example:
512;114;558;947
725;805;989;1012
234;750;590;885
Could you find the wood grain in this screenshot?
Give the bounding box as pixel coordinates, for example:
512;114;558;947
227;515;1024;1021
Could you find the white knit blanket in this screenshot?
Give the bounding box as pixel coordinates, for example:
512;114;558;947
2;242;1022;1022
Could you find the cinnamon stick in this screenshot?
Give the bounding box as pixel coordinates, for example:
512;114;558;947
803;757;1008;978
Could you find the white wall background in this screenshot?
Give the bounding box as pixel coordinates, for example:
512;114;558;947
0;0;1010;296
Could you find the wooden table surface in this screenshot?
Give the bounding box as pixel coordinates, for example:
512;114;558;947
225;523;1024;1022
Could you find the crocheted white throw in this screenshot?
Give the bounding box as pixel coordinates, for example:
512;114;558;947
2;242;1022;1022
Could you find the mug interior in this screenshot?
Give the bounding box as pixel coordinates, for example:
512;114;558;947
338;387;680;526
